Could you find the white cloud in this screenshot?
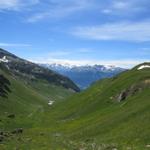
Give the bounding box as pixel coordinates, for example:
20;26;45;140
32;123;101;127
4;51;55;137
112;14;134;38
0;43;31;47
110;1;134;12
38;48;92;59
0;0;18;10
113;1;129;9
26;0;92;22
0;0;39;10
1;0;150;21
1;0;149;22
72;20;150;42
101;0;150;15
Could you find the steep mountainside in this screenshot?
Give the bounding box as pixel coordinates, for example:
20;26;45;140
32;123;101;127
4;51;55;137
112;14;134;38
41;63;125;89
0;48;80;92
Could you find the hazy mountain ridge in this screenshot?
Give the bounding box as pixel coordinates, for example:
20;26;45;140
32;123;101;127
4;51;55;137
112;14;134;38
41;63;126;89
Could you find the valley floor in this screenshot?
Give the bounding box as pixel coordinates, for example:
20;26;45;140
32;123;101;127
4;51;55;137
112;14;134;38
1;63;150;150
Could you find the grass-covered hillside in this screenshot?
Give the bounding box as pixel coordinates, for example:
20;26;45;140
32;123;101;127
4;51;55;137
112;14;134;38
34;62;149;150
0;49;79;149
0;59;150;149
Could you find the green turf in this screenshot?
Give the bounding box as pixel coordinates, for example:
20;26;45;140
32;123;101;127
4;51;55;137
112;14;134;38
0;63;150;150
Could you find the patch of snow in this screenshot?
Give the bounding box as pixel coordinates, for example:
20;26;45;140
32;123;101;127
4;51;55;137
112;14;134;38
48;100;54;106
137;65;150;70
146;145;150;148
0;56;9;63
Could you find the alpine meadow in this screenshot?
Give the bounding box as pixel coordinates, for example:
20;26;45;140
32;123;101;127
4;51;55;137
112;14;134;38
0;0;150;150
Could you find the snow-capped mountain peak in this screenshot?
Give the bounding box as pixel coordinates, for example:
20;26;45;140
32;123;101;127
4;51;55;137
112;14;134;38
40;63;126;89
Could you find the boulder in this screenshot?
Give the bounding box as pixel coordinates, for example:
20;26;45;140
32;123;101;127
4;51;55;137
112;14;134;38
117;90;129;102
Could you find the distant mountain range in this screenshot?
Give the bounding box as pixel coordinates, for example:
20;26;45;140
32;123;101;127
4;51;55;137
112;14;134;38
40;63;126;89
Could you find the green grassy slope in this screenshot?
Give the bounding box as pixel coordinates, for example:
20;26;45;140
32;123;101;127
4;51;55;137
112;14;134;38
36;62;150;150
0;63;150;150
0;64;75;150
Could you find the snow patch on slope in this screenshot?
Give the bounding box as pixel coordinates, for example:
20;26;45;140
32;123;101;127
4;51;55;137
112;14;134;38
48;100;54;106
137;65;150;70
0;56;9;63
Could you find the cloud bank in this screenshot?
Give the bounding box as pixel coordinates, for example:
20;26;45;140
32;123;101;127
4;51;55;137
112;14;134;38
72;21;150;42
0;0;39;10
31;58;149;68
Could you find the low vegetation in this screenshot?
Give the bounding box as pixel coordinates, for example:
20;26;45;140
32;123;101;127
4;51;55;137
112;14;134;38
0;49;150;150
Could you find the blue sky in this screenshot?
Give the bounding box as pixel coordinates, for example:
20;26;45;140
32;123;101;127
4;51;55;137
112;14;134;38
0;0;150;68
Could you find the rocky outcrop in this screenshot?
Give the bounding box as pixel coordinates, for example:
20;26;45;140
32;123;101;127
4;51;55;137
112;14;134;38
117;90;129;102
116;79;150;102
0;128;23;143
